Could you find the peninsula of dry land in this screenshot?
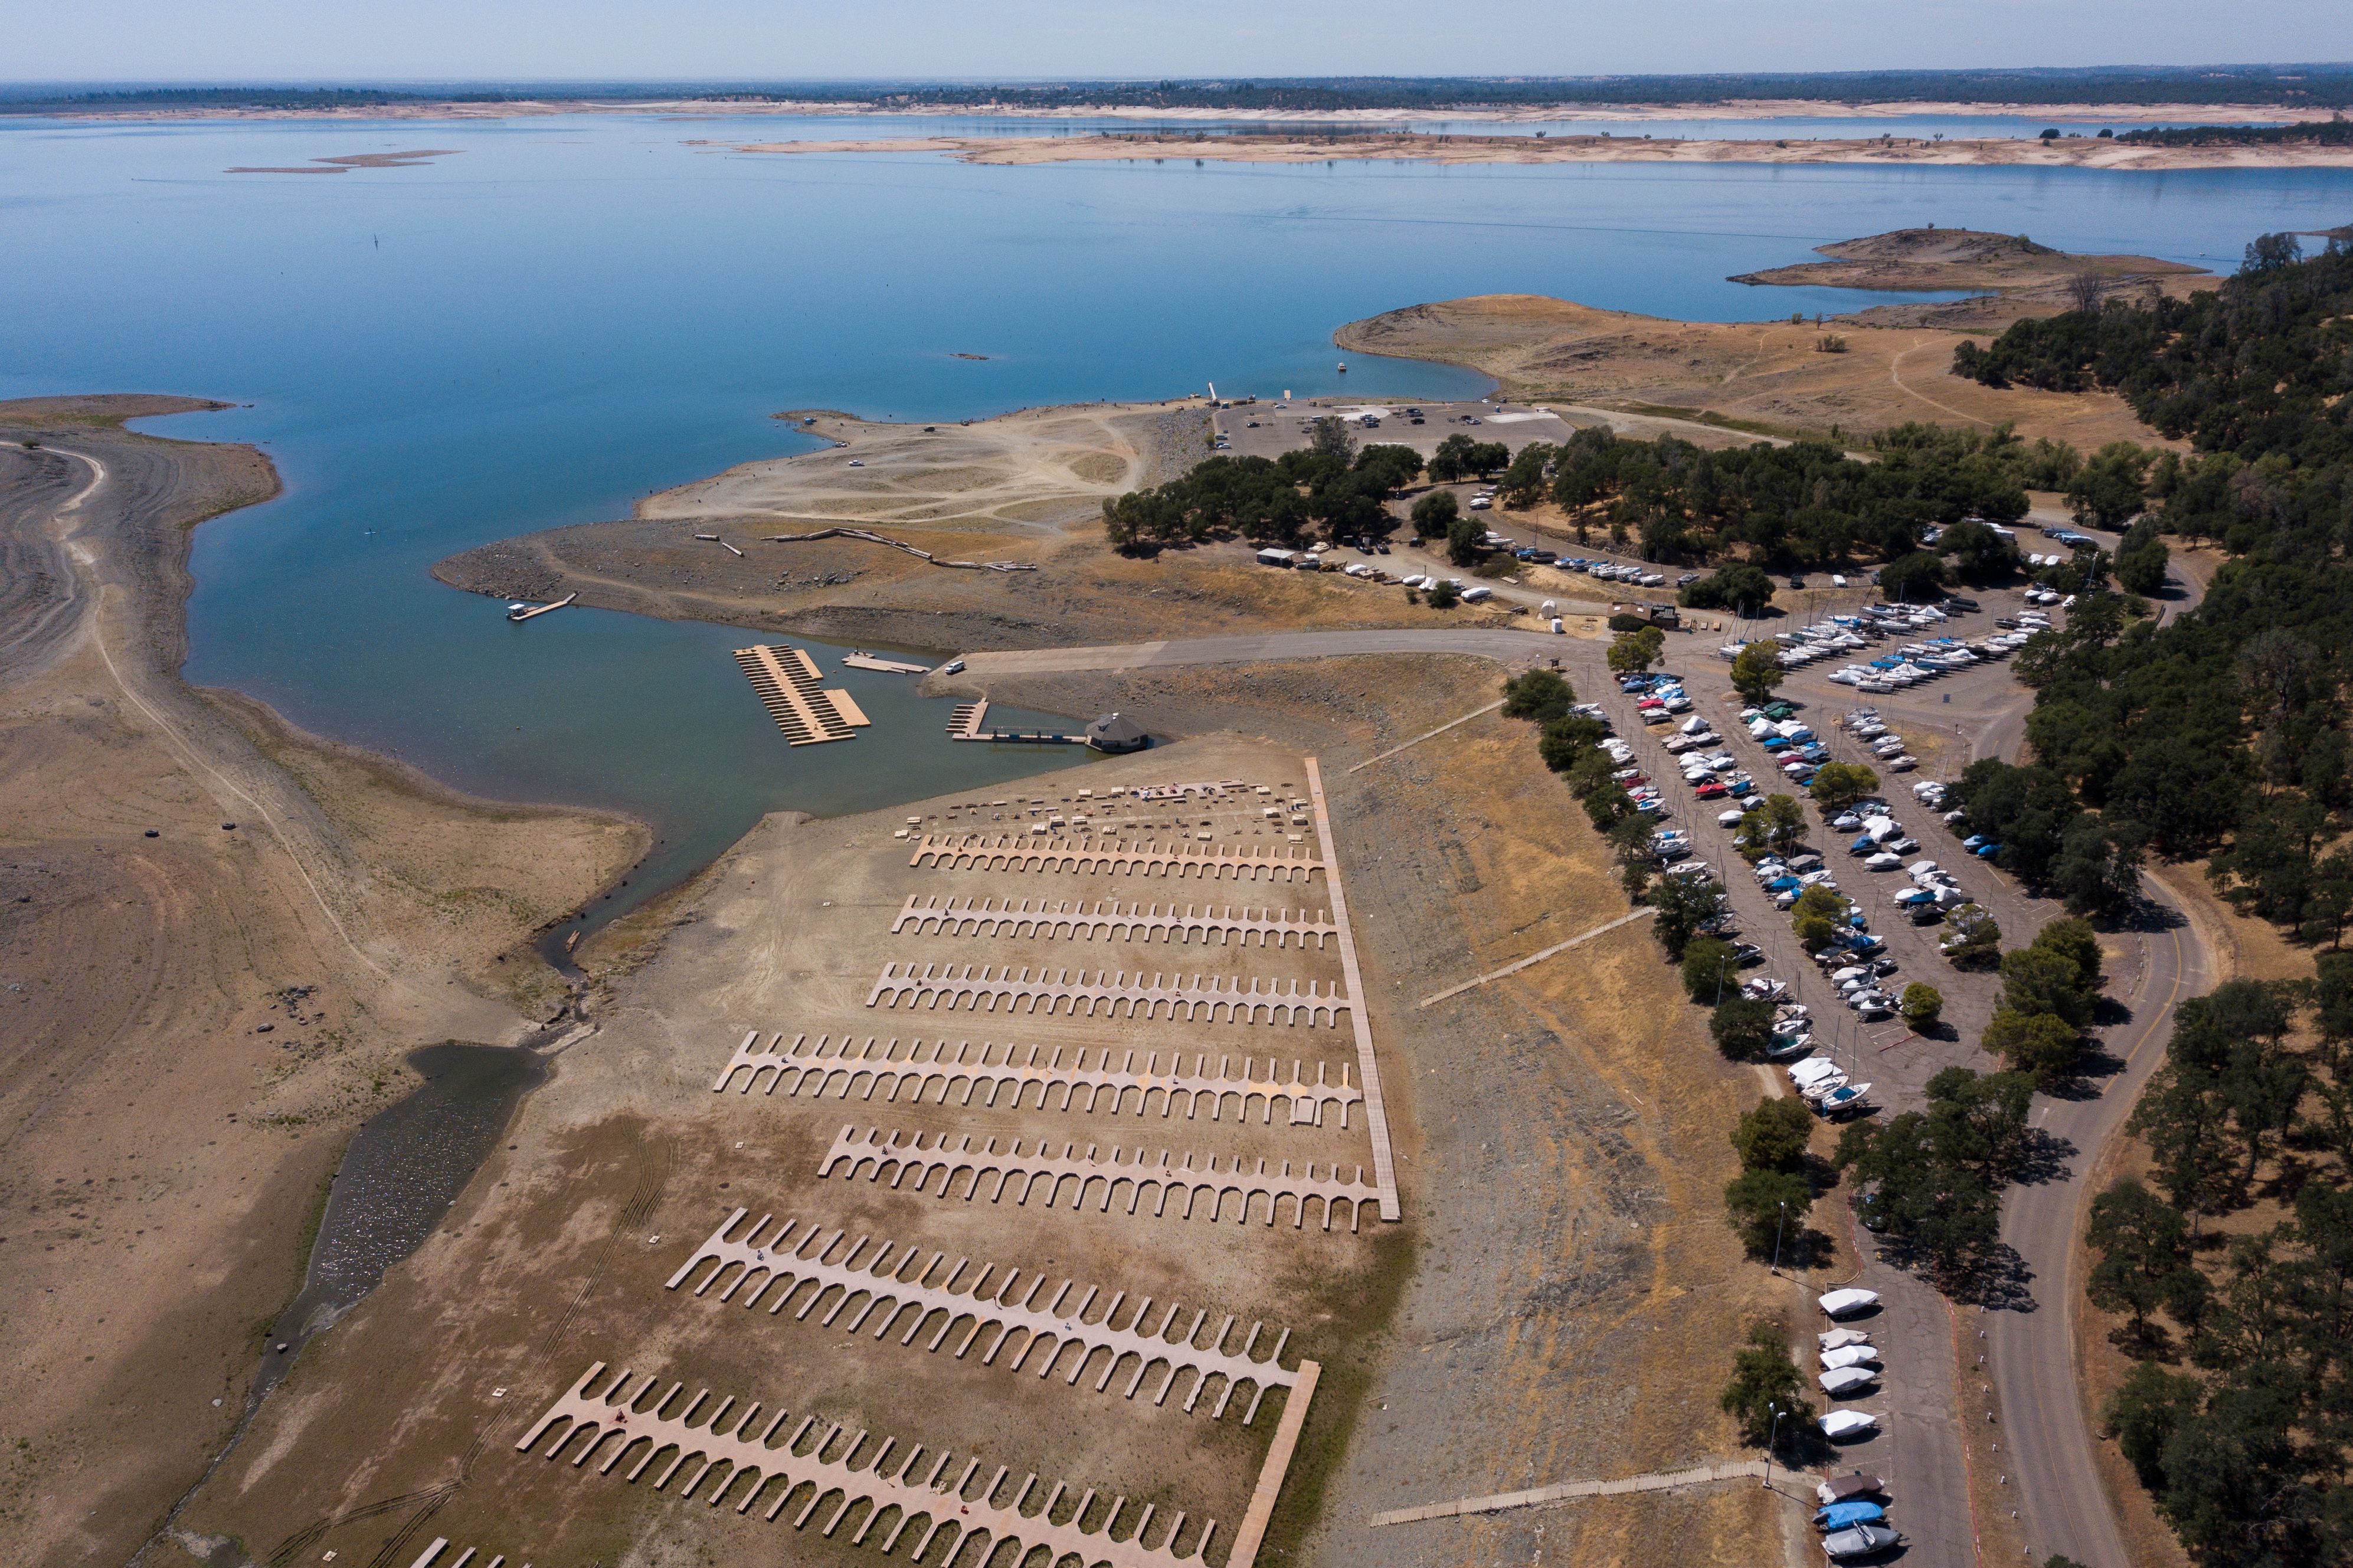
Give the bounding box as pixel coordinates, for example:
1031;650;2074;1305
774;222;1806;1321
0;398;642;1564
434;231;2186;653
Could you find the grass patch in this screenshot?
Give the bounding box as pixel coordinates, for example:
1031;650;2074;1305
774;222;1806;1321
1255;1222;1418;1564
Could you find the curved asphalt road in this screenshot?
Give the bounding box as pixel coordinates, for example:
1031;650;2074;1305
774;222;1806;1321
1980;555;2213;1568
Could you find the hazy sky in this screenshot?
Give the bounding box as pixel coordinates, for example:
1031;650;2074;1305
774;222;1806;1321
8;1;2352;83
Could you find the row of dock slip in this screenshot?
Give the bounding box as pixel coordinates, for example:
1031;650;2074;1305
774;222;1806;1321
732;644;872;745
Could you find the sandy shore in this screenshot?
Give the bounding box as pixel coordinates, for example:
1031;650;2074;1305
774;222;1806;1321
713;128;2353;171
0;397;641;1564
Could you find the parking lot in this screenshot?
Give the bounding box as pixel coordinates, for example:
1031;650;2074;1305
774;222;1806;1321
1546;579;2083;1566
1209;397;1579;463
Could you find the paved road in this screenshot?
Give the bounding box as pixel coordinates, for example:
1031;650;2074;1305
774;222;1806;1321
1981;551;2213;1568
1991;875;2211;1567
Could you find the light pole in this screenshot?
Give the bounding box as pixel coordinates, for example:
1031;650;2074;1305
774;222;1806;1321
1771;1200;1789;1276
1765;1402;1784;1490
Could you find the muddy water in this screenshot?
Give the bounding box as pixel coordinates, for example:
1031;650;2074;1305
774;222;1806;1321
248;1042;544;1412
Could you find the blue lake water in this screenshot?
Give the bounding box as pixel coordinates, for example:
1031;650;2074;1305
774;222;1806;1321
4;113;2347;919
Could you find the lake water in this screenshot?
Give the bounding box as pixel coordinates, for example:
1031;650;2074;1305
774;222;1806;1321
4;113;2347;914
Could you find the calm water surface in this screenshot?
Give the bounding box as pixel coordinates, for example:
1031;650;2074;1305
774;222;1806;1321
4;114;2345;912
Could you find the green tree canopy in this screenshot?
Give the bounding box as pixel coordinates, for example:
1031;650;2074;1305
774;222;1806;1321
1729;643;1786;703
1680;936;1740;1003
1710;996;1778;1062
1500;667;1576;722
1606;625;1666;675
1719;1323;1814;1445
1809;762;1882;813
1731;1095;1815;1173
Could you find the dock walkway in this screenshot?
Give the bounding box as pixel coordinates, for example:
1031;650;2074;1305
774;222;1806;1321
732;644;870;745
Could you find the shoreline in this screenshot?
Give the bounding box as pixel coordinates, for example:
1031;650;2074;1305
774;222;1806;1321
7;96;2340;128
0;396;642;1563
711;128;2353;171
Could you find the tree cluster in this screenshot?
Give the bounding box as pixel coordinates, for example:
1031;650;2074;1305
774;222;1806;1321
1100;441;1422;552
1546;421;2046;568
1949;237;2353;948
1947;758;2143;918
1981;918;2105;1082
2092;966;2353;1566
1832;1067;2037;1283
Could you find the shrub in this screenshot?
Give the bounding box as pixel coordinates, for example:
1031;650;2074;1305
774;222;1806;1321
1899;982;1944;1027
1425;579;1461;609
1680;937;1739;1003
1710;996;1777;1062
1719;1322;1814;1445
1731;1096;1814;1172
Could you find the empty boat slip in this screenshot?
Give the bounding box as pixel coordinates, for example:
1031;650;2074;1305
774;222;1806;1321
732;644;872;745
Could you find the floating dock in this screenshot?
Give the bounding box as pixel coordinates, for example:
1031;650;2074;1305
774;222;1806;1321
505;591;577;623
732;644;871;745
945;697;1085;747
843;651;932;675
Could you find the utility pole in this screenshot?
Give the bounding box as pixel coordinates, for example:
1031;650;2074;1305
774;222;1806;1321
1771;1200;1789;1276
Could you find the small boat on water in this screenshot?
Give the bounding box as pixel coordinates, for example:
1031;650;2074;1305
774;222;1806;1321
1336;361;1347;372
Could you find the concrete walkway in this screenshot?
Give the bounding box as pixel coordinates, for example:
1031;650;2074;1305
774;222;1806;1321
1370;1458;1771;1526
957;628;1556;677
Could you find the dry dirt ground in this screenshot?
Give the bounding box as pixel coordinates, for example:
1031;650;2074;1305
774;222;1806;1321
1335;295;2182;448
433;405;1543;655
0;399;642;1564
172;657;1799;1568
709;131;2353;174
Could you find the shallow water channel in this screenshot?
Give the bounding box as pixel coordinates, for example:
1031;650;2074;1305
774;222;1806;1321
250;1042;545;1413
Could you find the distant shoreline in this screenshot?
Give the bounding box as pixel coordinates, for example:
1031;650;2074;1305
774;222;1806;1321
709;128;2353;173
6;96;2342;129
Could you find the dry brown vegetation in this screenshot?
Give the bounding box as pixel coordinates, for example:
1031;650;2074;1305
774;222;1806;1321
1727;227;2211;330
1336;294;2182;448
